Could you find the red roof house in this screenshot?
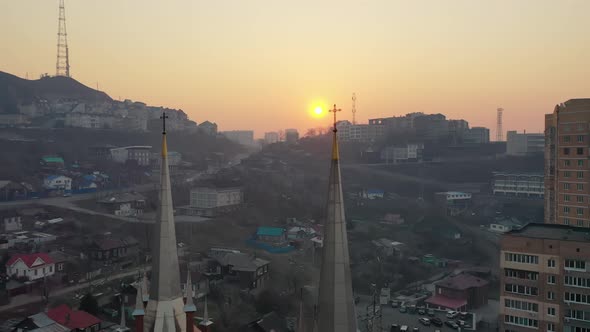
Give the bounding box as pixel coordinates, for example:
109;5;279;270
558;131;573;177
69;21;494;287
6;253;55;281
47;304;101;331
6;253;54;268
425;273;489;310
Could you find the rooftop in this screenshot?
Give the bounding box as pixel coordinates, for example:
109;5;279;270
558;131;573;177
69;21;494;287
435;273;489;290
505;222;590;242
256;227;285;237
7;253;54;268
47;305;101;330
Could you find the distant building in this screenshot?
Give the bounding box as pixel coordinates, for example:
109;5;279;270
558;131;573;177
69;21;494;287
372;238;405;257
414;114;449;141
381;143;424;164
255;227;287;244
6;253;55;281
98;192;146;217
11;312;69;331
43;175;72;191
0;113;30;126
336;121;385;142
47;304;101;332
222;130;255;146
464;127;490;144
88;237;139;262
492;172;544;198
208;249;270;290
41;156;65;169
287;226;317;240
0;210;22;232
285;128;299;144
0;181;29;201
506;130;544;156
425;273;489;311
264;132;279;144
434;191;472;216
87;144;116;161
152;151;182;167
0;231;57;249
188;187;243;216
198;120;218;135
110;145;152;166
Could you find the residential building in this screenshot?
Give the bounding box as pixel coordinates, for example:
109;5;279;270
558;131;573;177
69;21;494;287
507;130;545;156
371;238;405;257
492;172;544;198
285;128;299;144
499;223;590;332
88;237;139;262
381;143;424;164
43;175;72;191
287;226;317;240
88;144;116;161
434;191;472;216
414;113;449;141
0;231;57;249
198;120;218;135
47;304;101;332
0;180;29;201
545;99;590;226
110;145;152;166
11;312;69;332
6;253;55;281
188;187;243;216
255;227;287;244
336;121;385;142
0;210;22;232
465;127;491;144
151;151;182;167
425;272;489;311
264;132;279;144
208;249;270;290
41;156;65;169
221;130;255;146
98;192;146;217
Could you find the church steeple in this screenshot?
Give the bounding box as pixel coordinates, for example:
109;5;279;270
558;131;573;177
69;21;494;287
143;112;187;331
315;104;357;332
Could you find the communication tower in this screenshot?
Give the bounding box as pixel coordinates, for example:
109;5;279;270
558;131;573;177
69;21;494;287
56;0;70;77
496;108;504;141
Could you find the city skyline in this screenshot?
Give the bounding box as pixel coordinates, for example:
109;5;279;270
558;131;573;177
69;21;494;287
3;1;590;135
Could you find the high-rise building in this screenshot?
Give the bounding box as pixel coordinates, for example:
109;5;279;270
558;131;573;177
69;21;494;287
264;132;279;144
500;223;590;332
285;128;299;144
545;99;590;226
507;131;545;156
221;130;255;146
464;127;490;144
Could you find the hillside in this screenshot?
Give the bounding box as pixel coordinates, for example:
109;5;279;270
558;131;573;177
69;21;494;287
0;71;111;113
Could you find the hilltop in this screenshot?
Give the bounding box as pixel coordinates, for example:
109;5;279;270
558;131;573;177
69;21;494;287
0;71;111;113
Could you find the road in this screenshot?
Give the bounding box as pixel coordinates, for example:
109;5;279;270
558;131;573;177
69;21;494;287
0;266;151;312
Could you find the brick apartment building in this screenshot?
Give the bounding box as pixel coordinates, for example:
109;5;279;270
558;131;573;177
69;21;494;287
500;223;590;332
545;99;590;226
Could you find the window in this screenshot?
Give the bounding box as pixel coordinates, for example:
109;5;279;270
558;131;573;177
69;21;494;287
548;259;556;268
504;253;539;264
565;194;571;202
564;206;571;214
548;291;555;300
579;135;585;142
547;307;556;316
565;276;590;288
565;148;571;155
565;136;572;142
505;283;538;296
548;323;555;332
565;292;590;304
579;220;585;227
504;268;538;280
578;196;585;203
565;171;572;177
504;315;538;328
579;160;585;167
578;208;585;216
578;147;585;155
579;171;585;179
565;259;586;271
565;218;571;225
504;299;538;312
578;183;585;191
565;183;571;190
34;269;38;276
566;309;590;322
566;160;572;166
548;275;556;284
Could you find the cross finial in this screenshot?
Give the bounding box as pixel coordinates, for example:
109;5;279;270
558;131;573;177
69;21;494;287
329;104;341;132
160;112;169;134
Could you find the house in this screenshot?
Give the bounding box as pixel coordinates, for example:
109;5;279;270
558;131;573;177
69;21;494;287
425;273;489;311
185;187;243;217
47;304;101;332
110;146;152;166
48;250;76;276
88;237;139;262
208;248;270;290
0;231;57;249
255;227;286;244
361;189;385;199
0;210;22;232
198;120;218;135
44;175;72;191
41;156;65;169
6;253;55;281
287;226;316;240
11;312;69;332
0;181;29;201
372;238;405;257
434;191;472;216
98;192;146;217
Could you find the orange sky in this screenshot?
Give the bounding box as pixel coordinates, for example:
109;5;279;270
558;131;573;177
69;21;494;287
2;1;590;137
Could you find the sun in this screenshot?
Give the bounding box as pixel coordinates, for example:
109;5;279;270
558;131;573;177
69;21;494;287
314;106;323;116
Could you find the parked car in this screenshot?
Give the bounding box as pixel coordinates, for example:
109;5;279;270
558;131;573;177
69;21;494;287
417;307;426;315
460;312;469;319
400;325;409;332
418;318;430;326
399;306;407;313
390;324;400;332
446;310;459;319
391;301;400;308
412;328;419;332
427;309;435;317
445;321;459;330
456;320;467;327
430;317;443;327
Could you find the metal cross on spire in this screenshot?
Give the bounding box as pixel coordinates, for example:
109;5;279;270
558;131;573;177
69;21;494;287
329;104;341;132
160;112;169;134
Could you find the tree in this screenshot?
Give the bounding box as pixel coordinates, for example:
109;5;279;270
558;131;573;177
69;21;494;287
79;293;99;315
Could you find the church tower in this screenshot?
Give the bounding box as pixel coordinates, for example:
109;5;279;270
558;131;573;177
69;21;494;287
315;105;358;331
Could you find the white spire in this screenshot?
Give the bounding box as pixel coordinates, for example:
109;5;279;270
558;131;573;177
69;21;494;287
184;270;196;313
132;284;145;317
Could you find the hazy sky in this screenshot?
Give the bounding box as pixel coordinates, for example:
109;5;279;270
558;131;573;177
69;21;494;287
2;1;590;137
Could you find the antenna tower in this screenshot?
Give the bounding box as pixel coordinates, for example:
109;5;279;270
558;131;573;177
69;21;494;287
496;108;504;141
352;93;357;125
56;0;70;77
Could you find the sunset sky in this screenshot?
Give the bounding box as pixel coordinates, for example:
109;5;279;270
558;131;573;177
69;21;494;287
2;1;590;137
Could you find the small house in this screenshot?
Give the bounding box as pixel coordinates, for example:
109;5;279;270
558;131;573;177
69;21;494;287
6;253;55;281
256;227;286;244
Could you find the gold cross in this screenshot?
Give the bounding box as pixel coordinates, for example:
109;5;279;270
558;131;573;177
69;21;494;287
160;112;169;134
329;104;341;132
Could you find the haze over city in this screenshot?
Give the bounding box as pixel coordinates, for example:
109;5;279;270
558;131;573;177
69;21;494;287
3;0;590;136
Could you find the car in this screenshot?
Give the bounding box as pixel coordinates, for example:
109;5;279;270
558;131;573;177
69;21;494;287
418;318;430;326
459;312;469;319
412;328;419;332
446;310;459;319
390;324;400;332
391;301;400;308
427;309;435;317
430;317;443;327
399;306;407;313
417;307;426;315
445;321;459;330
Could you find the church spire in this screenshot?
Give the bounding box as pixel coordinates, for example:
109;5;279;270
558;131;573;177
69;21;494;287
315;104;357;332
143;112;187;331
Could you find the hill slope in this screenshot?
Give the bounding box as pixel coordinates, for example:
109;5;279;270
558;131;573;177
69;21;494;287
0;71;111;113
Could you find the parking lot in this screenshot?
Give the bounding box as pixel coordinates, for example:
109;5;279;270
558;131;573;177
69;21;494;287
356;298;474;332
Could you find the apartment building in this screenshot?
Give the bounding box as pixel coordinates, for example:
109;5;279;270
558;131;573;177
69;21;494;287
500;223;590;332
493;172;544;198
507;131;545;156
545;99;590;226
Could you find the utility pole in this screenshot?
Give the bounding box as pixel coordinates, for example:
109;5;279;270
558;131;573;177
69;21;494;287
56;0;71;77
